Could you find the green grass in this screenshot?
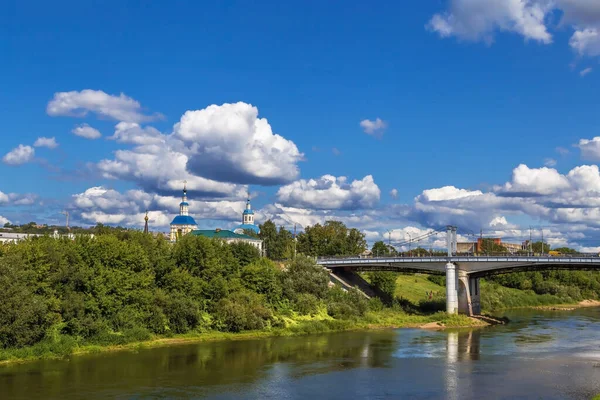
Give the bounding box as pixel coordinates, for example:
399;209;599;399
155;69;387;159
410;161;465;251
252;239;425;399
480;281;576;311
395;274;445;303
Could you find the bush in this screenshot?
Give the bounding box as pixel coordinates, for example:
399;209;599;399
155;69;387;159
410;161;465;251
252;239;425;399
230;242;260;267
281;255;329;300
242;258;282;303
214;291;272;332
293;293;320;315
368;271;397;304
427;275;446;287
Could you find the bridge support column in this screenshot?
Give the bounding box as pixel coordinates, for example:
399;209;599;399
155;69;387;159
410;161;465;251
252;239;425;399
457;270;473;316
446;262;458;314
469;277;481;315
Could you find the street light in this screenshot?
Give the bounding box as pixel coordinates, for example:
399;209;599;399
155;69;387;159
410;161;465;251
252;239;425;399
407;232;412;257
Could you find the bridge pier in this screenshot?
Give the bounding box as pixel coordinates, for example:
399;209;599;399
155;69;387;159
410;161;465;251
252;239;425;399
457;270;473;316
446;262;458;314
469;277;481;315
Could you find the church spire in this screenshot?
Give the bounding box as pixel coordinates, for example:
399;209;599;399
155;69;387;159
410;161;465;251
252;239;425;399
143;210;149;234
180;180;189;216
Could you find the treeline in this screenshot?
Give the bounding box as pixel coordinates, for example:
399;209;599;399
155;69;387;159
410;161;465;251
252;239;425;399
255;220;368;260
0;231;378;352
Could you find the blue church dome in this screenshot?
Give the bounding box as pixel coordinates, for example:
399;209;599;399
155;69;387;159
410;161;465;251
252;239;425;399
171;215;197;225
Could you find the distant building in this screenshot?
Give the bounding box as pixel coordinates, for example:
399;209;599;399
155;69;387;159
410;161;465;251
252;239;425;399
190;229;263;252
168;183;263;251
170;183;198;242
234;196;259;235
0;230;86;244
457;238;526;254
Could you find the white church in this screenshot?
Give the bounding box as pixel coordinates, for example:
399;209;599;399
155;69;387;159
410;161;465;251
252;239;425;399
169;183;263;252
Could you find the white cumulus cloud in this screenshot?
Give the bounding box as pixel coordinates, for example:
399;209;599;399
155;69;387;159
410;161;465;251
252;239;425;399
33;137;58;149
580;67;593;77
174;102;303;185
360;118;387;138
47;89;160;123
502;164;570;195
72;123;102;139
390;188;399;198
577;136;600;161
427;0;552;44
2;145;35;165
276;175;381;210
0;215;10;226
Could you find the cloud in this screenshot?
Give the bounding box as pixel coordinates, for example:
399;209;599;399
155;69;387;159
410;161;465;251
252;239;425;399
570;28;600;57
501;164;570;195
47;89;161;123
577;137;600;161
276;174;381;210
544;158;557;167
427;0;552;44
580;67;593;77
96;144;246;198
360;118;387;138
489;216;508;227
72;123;102;139
332;147;341;156
556;146;570;155
390;188;399;199
418;186;483;201
72;186;247;228
428;1;600;58
0;190;38;206
0;215;10;226
174;102;303;185
33;137;58;149
2;145;35;165
108;122;163;145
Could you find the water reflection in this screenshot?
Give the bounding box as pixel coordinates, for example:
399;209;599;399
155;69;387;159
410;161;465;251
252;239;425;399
2;309;600;399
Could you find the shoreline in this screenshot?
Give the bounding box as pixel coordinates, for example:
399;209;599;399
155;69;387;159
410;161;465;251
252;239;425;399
0;314;488;367
516;300;600;312
1;302;596;367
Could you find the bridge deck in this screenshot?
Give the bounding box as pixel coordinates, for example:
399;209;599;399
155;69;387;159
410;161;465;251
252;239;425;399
317;256;600;275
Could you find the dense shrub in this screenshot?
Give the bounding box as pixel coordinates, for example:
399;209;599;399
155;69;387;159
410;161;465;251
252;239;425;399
214;291;272;332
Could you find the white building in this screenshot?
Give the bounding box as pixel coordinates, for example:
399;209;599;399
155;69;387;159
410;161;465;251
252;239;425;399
169;183;198;242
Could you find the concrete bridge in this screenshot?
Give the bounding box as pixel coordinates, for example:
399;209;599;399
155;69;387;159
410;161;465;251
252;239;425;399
317;227;600;316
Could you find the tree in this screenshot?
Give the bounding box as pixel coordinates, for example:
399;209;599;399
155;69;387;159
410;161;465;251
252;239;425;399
230;242;260;267
296;221;367;257
259;220;278;259
371;241;397;257
530;241;551;254
479;239;507;253
368;271;397;304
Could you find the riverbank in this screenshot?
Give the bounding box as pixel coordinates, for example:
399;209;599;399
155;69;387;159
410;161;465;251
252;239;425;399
0;310;487;366
528;299;600;311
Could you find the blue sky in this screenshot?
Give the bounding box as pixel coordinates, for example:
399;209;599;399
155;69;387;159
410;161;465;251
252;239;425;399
2;0;600;250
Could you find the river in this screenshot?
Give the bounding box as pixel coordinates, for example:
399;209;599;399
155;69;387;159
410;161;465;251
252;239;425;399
1;308;600;399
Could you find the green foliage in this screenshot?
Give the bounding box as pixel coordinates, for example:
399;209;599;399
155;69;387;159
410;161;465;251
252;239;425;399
368;271;397;303
259;220;295;260
326;287;369;320
371;241;396;257
296;221;367;257
281;255;330;300
427;275;446;286
214;291;272;332
230;242;260;267
241;258;282;304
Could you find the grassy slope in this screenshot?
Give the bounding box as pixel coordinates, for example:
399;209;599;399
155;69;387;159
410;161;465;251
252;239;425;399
395;274;445;303
394;274;577;312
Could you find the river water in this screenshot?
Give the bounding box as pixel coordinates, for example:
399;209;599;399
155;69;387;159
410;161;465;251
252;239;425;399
2;308;600;399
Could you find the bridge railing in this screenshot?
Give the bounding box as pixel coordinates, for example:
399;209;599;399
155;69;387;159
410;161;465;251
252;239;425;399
317;252;600;261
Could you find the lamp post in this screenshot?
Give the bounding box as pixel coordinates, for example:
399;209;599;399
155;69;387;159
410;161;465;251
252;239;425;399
407;232;412;257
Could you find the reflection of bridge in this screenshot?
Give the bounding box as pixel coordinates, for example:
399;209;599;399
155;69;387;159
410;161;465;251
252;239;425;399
317;227;600;315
